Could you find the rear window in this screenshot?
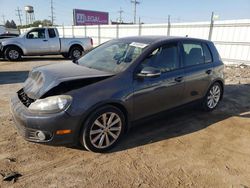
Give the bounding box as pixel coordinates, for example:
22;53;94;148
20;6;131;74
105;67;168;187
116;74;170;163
182;42;212;67
48;29;56;38
203;43;213;63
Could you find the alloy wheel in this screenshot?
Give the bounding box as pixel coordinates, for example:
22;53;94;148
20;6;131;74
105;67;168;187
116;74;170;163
207;84;221;109
89;112;122;149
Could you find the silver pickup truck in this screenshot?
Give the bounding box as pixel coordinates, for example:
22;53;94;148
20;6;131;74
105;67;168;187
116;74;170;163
0;27;93;61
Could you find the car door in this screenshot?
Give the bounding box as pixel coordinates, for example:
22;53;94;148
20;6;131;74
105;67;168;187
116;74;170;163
25;28;49;54
133;42;185;120
48;28;60;53
181;41;214;103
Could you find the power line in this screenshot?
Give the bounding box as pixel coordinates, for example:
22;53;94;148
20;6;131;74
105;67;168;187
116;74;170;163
131;0;140;24
118;7;124;23
50;0;56;25
15;7;23;26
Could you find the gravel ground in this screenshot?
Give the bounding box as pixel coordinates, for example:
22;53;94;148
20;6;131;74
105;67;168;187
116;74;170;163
0;57;250;188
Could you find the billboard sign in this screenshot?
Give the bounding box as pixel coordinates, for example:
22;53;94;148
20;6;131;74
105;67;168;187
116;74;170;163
73;9;109;25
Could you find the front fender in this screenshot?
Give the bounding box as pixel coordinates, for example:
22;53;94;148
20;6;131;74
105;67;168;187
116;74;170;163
2;39;26;54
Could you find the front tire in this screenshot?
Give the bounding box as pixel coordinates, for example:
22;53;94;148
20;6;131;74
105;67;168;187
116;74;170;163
5;47;22;61
202;82;222;111
80;106;126;153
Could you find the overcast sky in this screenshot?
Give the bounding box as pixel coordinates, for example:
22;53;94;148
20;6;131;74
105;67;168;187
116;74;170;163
0;0;250;25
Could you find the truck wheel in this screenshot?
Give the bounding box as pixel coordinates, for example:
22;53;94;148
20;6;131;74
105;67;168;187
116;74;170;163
69;46;83;60
80;105;126;153
5;47;22;61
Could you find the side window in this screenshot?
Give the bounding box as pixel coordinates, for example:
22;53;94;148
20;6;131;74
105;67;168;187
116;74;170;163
183;42;204;66
142;43;179;73
202;43;213;63
27;29;45;39
48;29;56;38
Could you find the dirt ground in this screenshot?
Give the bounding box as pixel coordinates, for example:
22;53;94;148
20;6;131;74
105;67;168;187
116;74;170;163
0;56;250;188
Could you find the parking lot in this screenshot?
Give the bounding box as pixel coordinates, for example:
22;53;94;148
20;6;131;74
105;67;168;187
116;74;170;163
0;57;250;187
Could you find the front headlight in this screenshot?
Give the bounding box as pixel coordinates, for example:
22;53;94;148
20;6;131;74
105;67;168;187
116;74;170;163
29;95;72;113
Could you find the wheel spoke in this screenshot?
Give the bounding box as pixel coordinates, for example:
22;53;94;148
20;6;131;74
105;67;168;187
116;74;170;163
105;133;110;146
107;113;115;126
90;129;103;135
94;119;105;129
102;114;107;127
108;131;118;139
109;127;121;131
98;134;105;147
92;132;102;143
108;118;120;128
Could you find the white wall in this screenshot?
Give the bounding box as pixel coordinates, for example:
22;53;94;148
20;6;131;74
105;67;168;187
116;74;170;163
21;19;250;65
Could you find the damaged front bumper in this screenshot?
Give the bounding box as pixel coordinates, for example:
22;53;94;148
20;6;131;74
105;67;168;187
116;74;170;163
10;92;82;146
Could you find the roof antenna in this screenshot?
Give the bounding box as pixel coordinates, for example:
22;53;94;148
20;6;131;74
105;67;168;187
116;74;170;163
186;35;188;37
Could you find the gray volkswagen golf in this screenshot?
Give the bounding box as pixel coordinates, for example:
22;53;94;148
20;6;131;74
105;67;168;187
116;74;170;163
10;36;224;152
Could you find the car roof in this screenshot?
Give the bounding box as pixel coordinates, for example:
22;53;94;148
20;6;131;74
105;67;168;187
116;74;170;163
118;36;211;45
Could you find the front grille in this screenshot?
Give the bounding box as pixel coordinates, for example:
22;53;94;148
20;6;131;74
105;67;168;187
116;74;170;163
17;89;35;107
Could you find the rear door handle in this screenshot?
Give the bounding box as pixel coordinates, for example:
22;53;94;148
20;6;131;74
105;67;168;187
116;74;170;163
206;69;212;75
175;76;183;82
43;39;48;42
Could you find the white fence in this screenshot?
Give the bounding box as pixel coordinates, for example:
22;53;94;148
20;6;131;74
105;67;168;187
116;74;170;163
22;19;250;65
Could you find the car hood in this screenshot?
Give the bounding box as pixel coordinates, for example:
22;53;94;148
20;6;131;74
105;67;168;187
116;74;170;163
23;62;114;99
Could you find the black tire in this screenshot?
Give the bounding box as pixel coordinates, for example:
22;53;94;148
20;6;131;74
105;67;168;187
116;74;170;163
61;53;70;59
202;82;222;111
80;105;126;153
69;46;83;60
4;46;22;61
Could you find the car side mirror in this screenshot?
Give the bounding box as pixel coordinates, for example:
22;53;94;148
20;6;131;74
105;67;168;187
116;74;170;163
137;66;161;78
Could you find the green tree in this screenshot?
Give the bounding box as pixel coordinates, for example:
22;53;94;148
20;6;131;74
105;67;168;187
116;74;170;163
10;20;17;28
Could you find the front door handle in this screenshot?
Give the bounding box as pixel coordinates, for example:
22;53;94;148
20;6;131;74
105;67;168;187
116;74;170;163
206;69;212;75
175;76;183;82
43;39;48;42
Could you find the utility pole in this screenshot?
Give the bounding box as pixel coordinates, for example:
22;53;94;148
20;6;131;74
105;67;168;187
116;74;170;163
50;0;55;25
131;0;140;24
15;7;23;26
208;12;214;40
2;15;5;25
167;15;171;36
118;7;124;23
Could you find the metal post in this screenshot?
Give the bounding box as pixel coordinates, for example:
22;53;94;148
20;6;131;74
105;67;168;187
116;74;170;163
98;25;101;45
62;25;65;38
167;15;171;36
138;17;141;36
72;25;75;38
116;24;119;39
84;25;87;37
208;12;214;40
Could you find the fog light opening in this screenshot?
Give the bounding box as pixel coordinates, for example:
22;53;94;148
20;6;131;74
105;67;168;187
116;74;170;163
35;131;46;141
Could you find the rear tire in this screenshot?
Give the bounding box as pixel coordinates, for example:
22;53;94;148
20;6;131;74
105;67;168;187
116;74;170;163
202;82;222;111
80;105;126;153
69;46;83;60
4;47;22;61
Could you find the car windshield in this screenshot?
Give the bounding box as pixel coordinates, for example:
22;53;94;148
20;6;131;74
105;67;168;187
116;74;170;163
77;40;148;73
